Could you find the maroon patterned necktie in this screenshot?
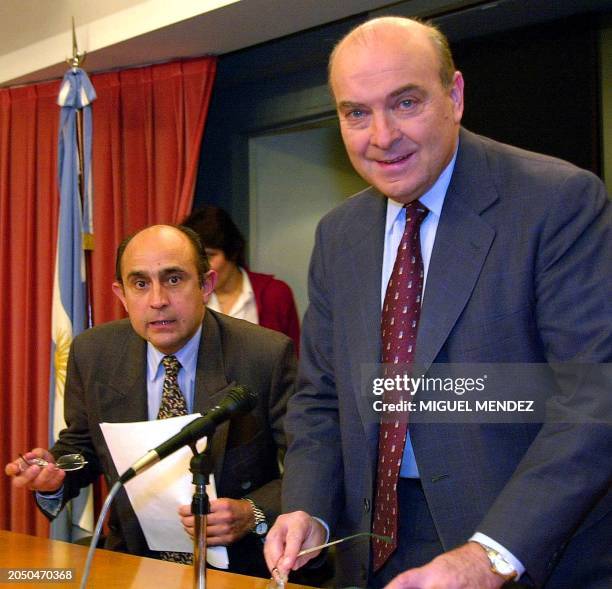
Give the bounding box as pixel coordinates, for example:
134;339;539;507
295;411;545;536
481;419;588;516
372;201;429;571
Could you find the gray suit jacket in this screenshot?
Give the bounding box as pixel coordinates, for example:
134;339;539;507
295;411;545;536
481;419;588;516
282;129;611;587
50;309;295;572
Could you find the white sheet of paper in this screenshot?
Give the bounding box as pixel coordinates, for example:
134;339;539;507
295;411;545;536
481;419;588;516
100;415;229;569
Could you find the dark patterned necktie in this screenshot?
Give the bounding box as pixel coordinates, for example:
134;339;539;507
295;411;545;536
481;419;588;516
372;201;429;571
156;355;193;564
157;355;187;419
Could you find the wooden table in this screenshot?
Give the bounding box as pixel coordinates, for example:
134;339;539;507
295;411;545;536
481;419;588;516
0;530;317;589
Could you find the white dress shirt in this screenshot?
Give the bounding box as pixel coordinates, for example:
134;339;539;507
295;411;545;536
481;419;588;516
207;268;259;324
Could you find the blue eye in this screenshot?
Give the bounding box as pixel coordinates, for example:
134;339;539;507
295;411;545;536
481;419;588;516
346;109;365;119
399;98;416;109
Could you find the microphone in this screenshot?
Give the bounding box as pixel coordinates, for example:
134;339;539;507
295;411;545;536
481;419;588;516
119;385;257;484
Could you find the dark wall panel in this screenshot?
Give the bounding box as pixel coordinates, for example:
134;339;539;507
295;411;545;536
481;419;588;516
455;17;600;174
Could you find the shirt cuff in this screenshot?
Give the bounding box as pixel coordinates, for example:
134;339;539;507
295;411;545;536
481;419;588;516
311;517;330;543
35;487;64;518
470;532;525;579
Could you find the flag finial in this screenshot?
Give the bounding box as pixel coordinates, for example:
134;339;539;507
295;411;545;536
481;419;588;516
67;16;86;69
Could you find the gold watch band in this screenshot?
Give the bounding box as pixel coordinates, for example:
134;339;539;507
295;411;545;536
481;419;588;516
472;541;518;582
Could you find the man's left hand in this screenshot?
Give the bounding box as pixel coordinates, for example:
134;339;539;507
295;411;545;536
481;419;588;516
179;498;255;545
384;543;506;589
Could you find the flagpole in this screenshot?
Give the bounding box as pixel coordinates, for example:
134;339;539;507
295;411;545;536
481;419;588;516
67;17;94;328
50;18;97;542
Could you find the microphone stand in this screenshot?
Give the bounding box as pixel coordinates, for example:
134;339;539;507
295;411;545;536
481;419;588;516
189;444;213;589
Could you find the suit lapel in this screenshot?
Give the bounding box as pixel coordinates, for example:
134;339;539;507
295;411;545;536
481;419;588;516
346;188;387;365
342;189;387;455
103;316;232;484
102;326;148;423
192;311;233;485
415;129;498;369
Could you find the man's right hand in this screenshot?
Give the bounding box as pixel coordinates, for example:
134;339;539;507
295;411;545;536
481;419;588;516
5;448;65;493
264;511;327;580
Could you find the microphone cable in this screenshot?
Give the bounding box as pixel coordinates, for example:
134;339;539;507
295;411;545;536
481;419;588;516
79;480;123;589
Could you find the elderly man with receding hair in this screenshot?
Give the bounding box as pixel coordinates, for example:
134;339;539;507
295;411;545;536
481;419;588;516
265;16;611;589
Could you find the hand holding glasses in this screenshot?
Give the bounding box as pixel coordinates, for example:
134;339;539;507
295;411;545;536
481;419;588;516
19;453;88;472
268;532;391;588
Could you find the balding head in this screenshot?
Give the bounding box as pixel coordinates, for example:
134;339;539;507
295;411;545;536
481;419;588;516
329;17;456;97
115;224;209;285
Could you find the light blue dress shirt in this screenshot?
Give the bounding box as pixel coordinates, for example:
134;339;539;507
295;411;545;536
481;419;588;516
146;326;202;419
381;151;455;478
37;325;203;516
380;150;524;577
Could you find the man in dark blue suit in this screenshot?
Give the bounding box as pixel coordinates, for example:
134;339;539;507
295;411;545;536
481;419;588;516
265;16;611;589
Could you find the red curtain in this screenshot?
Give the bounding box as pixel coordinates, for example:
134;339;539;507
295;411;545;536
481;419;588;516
0;81;61;537
0;56;217;536
91;58;216;323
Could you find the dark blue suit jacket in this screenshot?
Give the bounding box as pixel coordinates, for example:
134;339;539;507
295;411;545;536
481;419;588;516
282;129;611;587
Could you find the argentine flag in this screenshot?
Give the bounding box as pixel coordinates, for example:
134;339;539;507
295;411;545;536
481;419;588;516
49;68;96;542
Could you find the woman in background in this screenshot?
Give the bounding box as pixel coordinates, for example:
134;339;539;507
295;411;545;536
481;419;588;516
183;205;300;353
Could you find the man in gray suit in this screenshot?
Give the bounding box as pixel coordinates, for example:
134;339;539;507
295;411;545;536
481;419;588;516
265;17;611;589
6;224;295;577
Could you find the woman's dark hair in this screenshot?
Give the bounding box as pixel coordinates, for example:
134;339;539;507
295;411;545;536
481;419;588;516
182;205;246;268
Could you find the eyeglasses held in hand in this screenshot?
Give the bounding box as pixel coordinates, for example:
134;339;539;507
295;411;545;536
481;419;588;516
19;453;88;472
268;532;391;589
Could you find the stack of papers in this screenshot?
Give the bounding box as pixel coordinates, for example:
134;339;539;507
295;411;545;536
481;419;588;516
101;415;229;568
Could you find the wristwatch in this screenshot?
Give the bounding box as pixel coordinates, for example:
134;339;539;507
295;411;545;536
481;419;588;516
472;542;518;582
243;497;268;536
